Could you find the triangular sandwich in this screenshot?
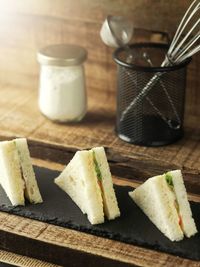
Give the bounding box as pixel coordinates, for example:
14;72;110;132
129;170;197;241
55;147;120;224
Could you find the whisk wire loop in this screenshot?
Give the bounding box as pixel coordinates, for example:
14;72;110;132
168;0;200;56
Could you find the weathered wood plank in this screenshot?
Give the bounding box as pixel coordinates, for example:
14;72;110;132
0;0;193;33
0;1;199;115
0;210;199;267
0;249;60;267
0;89;45;136
0;85;199;194
0;1;199;265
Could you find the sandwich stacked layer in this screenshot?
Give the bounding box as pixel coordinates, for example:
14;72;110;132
0;138;43;206
55;147;120;224
129;170;197;241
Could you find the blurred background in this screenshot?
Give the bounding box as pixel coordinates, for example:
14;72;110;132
0;0;199;117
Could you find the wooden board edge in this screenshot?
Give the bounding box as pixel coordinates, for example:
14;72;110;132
8;137;200;195
0;249;60;267
0;211;198;267
0;229;135;267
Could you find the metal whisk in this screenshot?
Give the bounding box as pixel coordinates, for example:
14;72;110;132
167;0;200;64
121;0;200;122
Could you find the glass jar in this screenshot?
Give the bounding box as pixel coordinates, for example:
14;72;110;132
37;44;87;122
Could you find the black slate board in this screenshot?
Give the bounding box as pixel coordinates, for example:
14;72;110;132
0;166;199;261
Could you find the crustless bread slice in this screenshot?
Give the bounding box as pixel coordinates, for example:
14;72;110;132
55;147;120;225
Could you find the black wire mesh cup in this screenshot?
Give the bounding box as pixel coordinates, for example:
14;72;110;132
113;43;191;146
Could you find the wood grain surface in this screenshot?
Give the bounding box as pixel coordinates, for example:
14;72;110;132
0;87;199;267
0;0;199;116
0;84;199;196
0;1;199;266
0;249;60;267
0;211;199;267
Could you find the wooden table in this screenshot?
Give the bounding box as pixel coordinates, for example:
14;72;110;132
0;84;199;266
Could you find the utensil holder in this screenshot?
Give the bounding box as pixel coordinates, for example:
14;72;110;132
113;43;191;146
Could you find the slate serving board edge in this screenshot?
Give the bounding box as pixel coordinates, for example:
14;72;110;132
0;166;199;262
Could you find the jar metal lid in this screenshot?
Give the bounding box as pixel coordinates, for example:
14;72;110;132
37;44;87;66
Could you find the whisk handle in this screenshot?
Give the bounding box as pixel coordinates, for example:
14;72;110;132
120;72;163;122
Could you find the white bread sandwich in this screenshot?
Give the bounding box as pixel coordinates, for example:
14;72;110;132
0;138;43;206
129;170;197;241
54;147;120;225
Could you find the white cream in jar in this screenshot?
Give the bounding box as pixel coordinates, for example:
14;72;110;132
37;44;87;122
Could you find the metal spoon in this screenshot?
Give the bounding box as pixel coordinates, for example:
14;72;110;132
100;15;134;63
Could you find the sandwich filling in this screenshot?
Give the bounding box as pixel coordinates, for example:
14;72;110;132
92;151;102;182
92;151;106;214
165;173;183;230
